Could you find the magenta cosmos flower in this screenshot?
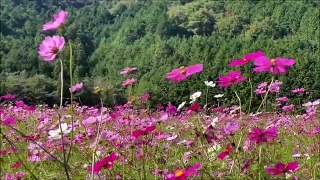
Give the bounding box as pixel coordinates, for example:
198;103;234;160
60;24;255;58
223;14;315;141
166;64;203;83
217;70;246;87
69;82;83;93
87;152;118;173
266;162;299;176
167;162;201;180
229;50;264;67
120;67;137;76
253;56;295;74
247;127;277;144
218;144;233;160
38;36;65;61
132;126;156;138
43;10;68;31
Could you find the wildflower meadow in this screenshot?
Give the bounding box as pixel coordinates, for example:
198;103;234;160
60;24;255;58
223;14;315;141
1;2;320;180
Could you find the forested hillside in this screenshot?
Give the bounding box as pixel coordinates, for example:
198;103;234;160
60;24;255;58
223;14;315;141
1;0;319;108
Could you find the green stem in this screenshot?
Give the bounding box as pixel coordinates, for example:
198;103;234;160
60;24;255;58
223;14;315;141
67;41;74;163
59;59;64;109
91;97;104;180
57;111;71;180
258;145;262;180
234;90;242;115
248;77;253;114
256;76;275;113
205;87;209;108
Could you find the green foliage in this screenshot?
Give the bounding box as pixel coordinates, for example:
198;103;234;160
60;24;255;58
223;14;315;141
0;0;319;109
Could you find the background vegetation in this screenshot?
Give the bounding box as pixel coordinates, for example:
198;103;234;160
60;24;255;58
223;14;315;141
1;0;319;109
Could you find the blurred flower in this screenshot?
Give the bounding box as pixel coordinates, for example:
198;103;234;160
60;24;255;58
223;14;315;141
0;94;15;101
153;169;169;177
87;152;118;173
229;50;264;67
38;36;65;61
282;104;295;112
292;88;305;94
166;102;177;115
82;116;97;127
204;81;216;87
43;10;68;31
177;101;186;111
139;93;150;102
224;121;240;135
11;161;22;169
247;127;277;144
69;82;83;93
276;97;289;103
187;102;200;112
266;162;299;176
214;94;224;98
132;126;156;138
122;78;136;86
166;64;203;83
253;56;295;74
3;117;16;126
48;123;71;139
190;92;201;104
218;144;233;160
270;81;283;93
167;162;201;180
120;67;137;76
217;71;246;88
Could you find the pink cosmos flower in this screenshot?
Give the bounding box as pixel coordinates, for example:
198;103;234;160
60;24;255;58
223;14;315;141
270;81;283;93
282;104;295;112
228;50;264;67
38;36;65;61
224;121;240;135
253;56;295;74
82;116;97;127
167;162;201;180
247;127;277;144
69;82;83;93
218;144;233;160
165;64;203;83
292;88;305;94
139;93;150;102
42;10;68;31
87;152;118;173
266;162;299;176
120;67;137;76
217;71;246;87
122;78;136;86
276;97;289;103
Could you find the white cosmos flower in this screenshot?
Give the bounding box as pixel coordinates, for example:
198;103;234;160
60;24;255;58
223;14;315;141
204;81;216;87
48;123;71;139
211;117;218;127
190;91;201;104
214;94;224;98
177;101;186;111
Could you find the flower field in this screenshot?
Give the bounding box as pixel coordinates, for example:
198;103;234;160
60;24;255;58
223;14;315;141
1;8;320;180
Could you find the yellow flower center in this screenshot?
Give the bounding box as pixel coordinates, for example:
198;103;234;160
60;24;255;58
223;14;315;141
175;170;184;177
270;59;276;63
179;66;187;75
